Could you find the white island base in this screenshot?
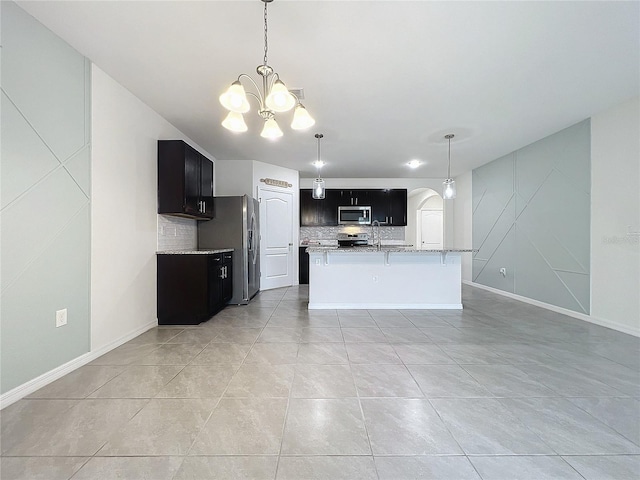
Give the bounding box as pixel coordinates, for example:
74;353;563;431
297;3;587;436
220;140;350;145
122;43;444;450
308;249;467;310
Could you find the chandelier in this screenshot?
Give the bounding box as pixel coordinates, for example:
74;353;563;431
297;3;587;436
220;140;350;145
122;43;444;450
219;0;315;139
443;134;457;200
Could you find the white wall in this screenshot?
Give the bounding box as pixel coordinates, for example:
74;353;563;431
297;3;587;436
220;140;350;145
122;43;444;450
453;171;473;281
91;65;214;351
591;96;640;335
214;160;254;197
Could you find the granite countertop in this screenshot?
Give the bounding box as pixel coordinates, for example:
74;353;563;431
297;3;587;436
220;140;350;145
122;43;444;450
305;246;477;253
156;249;234;255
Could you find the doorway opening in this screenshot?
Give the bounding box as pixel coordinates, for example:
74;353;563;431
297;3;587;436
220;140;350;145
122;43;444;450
411;189;444;250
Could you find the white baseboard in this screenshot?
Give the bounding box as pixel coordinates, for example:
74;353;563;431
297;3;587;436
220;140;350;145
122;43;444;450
0;320;157;410
463;280;640;337
308;303;463;310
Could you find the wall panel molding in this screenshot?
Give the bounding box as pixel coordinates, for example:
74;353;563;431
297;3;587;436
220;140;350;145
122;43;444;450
472;120;591;314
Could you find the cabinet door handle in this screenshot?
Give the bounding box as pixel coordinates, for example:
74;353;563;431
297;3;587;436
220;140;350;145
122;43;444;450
390;216;393;224
355;198;358;205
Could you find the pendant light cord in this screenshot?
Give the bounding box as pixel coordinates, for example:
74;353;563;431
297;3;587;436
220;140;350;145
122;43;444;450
315;133;324;178
447;136;451;179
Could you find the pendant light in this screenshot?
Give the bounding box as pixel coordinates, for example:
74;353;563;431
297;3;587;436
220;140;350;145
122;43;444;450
312;133;325;200
443;134;456;200
219;0;315;139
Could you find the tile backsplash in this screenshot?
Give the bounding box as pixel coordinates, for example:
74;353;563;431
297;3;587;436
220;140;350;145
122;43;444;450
157;215;197;251
300;226;405;245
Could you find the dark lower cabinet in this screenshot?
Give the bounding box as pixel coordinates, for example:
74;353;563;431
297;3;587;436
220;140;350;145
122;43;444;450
299;247;309;284
157;252;232;325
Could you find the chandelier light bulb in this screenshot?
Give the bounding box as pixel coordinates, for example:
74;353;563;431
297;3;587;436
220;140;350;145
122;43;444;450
218;0;314;137
219;81;250;113
291;103;315;130
260;117;283;139
265;79;296;112
221;111;248;132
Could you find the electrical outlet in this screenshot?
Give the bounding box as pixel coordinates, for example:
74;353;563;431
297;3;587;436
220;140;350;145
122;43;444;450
56;308;67;327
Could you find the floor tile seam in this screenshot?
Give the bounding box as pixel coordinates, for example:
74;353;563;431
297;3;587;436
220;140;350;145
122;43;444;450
423;397;468;457
456;363;555;398
428;396;559;456
489;397;566;457
272;287;301;479
529;365;631;397
59;456;93;480
350;358;379;478
562;397;640;447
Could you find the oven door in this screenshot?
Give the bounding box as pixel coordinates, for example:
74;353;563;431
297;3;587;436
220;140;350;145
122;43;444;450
338;206;372;225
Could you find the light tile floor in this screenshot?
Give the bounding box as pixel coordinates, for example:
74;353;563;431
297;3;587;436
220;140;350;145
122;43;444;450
1;285;639;479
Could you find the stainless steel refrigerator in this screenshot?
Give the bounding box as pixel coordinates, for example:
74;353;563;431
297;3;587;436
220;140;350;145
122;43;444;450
198;195;260;304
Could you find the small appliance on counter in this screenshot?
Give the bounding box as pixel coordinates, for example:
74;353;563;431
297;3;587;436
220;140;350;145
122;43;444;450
198;195;260;304
337;232;369;247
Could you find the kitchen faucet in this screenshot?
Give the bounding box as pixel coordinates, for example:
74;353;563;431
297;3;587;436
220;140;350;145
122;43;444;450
371;220;381;251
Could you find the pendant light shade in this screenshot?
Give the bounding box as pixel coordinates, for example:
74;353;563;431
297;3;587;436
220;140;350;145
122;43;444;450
265;79;296;112
442;133;456;200
221;111;248;132
219;81;250;113
261;117;283;139
312;178;325;199
443;178;456;200
291;104;315;130
312;133;325;199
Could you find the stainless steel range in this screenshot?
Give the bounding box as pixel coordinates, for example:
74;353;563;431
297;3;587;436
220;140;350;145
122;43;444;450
337;232;369;247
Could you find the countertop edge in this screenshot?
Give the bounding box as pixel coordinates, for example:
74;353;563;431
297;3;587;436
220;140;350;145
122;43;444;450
156;249;234;255
305;247;477;253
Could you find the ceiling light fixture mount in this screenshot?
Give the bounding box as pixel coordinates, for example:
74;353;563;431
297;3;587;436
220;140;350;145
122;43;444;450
219;0;315;139
443;133;456;200
312;133;325;199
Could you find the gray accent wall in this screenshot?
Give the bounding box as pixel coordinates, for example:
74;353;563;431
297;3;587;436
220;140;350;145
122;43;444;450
472;120;590;314
1;2;91;393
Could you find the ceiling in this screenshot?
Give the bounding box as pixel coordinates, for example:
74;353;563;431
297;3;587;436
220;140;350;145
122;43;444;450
17;1;639;179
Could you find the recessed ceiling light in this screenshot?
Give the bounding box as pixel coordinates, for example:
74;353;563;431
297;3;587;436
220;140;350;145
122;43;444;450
312;160;325;168
407;160;422;169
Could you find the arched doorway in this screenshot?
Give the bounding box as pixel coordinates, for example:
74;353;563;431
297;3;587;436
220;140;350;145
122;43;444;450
407;188;443;250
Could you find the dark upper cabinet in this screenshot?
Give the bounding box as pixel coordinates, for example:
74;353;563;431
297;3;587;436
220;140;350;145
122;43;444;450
339;189;369;206
388;189;408;226
316;189;340;225
300;189;340;226
158;140;214;220
300;188;407;227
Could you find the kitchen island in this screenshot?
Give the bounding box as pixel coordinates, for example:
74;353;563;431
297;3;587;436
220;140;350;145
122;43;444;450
306;247;475;310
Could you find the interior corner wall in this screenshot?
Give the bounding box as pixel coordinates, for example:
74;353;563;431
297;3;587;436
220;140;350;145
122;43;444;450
590;97;640;335
91;65;212;352
453;171;473;281
0;2;91;394
472;120;591;315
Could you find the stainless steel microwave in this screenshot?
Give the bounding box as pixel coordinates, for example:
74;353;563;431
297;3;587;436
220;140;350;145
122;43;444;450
338;206;372;225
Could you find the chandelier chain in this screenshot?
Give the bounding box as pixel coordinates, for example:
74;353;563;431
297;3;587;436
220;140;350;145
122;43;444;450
263;1;269;66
